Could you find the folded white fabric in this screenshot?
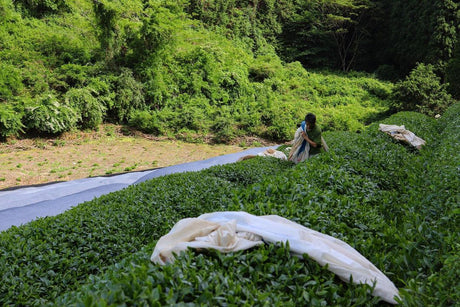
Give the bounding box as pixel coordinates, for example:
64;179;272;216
151;211;400;304
379;124;426;149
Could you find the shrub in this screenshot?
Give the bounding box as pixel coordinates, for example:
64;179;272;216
40;32;92;66
65;88;105;130
211;109;236;143
0;103;24;139
0;63;23;100
374;64;400;81
248;55;282;82
128;110;162;135
86;75;116;114
107;68;146;123
13;0;71;18
23;94;78;134
52;64;91;91
391;63;453;116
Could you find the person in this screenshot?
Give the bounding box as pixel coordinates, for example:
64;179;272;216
288;113;323;163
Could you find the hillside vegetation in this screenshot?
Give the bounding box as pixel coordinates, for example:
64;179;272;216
0;1;458;305
1;102;458;306
1;0;458;141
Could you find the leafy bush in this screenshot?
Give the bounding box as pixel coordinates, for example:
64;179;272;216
23;94;78;134
0;0;395;142
248;55;283;82
0;103;24;138
107;68;146;123
0;63;23;99
51;64;91;92
211;114;236;143
65;88;105;130
39;31;92;67
13;0;71;18
391;63;454;116
128;110;162;135
374;64;400;82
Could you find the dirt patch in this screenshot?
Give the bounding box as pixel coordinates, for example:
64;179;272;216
0;125;276;190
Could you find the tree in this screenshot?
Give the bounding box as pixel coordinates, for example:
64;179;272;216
446;38;460;98
370;0;459;77
320;0;373;72
279;0;373;71
93;0;121;62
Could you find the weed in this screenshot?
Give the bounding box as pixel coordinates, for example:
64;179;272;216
52;140;66;147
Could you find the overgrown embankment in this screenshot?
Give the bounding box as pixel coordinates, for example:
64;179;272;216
1;0;395;142
1;103;458;306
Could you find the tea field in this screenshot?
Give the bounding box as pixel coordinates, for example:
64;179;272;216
0;103;458;306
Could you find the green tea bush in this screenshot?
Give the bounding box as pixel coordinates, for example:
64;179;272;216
65;88;105;130
0;158;289;306
0;102;459;305
52;244;378;306
23;94;78;134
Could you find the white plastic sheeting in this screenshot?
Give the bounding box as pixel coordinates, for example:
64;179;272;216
0;146;277;232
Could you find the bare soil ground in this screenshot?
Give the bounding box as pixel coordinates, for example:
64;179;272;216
0;125;276;190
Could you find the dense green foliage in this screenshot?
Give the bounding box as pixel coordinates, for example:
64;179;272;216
0;103;458;306
446;39;460;99
1;0;458;141
391;63;454;116
369;0;459;76
0;1;458;304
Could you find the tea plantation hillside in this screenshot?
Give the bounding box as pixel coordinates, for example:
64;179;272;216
1;103;458;306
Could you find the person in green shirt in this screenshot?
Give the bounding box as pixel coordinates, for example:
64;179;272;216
288;113;323;163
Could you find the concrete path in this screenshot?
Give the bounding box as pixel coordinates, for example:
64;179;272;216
0;146;276;232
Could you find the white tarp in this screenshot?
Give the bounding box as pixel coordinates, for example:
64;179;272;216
379;124;426;149
151;211;400;304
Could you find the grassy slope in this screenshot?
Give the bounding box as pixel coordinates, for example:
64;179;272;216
1;0;394;141
0;103;458;306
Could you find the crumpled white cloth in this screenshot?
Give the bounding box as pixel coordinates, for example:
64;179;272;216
151;211;400;304
379;124;426;149
237;148;287;162
257;148;287;160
